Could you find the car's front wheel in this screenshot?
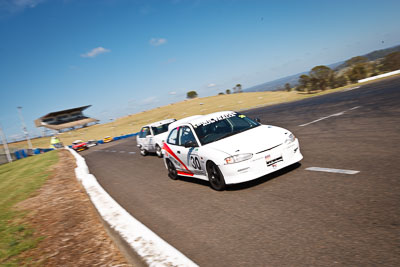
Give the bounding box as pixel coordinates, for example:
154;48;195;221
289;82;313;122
140;148;148;156
207;162;226;191
166;159;178;180
156;145;163;158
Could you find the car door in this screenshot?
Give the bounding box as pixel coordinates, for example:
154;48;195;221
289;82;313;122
146;127;156;151
164;127;187;173
177;126;205;176
138;127;151;150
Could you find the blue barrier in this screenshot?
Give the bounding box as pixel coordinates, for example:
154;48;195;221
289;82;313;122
96;132;138;145
33;148;55;154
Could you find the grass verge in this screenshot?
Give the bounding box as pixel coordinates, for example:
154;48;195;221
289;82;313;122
0;151;58;266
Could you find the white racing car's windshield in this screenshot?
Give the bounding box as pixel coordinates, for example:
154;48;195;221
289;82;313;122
193;113;260;145
152;123;173;136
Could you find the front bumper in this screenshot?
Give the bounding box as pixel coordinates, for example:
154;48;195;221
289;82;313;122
219;139;303;185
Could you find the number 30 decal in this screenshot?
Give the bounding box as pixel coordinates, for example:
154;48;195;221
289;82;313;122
190;156;202;170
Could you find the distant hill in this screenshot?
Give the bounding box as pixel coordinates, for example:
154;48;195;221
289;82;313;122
244;61;344;92
244;72;307;92
334;44;400;70
244;44;400;92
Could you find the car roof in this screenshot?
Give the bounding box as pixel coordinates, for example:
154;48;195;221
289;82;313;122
73;140;84;143
145;118;176;128
169;111;237;129
168;115;203;130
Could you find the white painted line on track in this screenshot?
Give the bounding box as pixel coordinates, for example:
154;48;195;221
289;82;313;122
299;106;361;127
306;167;360;175
128;152;136;154
111;150;117;153
343;86;360;91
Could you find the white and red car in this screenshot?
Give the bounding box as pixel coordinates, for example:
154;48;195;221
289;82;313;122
162;111;303;191
72;140;88;152
137;118;176;157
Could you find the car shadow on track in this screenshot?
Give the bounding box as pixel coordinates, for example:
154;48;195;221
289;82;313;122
177;163;302;191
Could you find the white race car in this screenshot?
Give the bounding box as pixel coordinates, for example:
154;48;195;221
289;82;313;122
162;111;303;191
137;118;176;157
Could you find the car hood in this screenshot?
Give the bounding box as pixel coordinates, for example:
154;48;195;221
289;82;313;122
153;132;169;143
205;125;289;155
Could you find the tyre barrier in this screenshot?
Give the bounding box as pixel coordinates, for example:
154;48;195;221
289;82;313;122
68;147;198;267
14;148;54;160
5;133;138;164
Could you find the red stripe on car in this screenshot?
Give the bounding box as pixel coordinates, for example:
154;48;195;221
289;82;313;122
163;143;191;172
177;171;194;176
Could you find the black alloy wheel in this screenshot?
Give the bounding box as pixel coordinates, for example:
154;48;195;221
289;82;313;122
167;159;178;180
207;162;226;191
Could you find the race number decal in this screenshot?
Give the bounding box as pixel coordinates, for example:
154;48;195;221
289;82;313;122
190;155;202;170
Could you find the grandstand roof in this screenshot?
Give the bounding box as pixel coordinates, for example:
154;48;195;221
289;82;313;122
35;105;99;130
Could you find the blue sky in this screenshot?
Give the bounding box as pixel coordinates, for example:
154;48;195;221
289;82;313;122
1;0;400;141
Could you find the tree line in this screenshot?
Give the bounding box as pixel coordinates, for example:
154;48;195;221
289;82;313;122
296;51;400;93
186;84;243;99
186;51;400;98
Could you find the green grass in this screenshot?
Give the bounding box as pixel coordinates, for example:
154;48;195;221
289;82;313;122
0;151;58;266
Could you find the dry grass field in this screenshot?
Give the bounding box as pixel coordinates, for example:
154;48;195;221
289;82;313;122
2;84;368;150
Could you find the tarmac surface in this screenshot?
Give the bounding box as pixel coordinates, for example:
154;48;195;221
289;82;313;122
81;76;400;266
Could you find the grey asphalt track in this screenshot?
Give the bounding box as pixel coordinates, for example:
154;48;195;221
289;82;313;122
81;76;400;266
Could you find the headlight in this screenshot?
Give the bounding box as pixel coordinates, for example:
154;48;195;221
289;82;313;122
224;153;253;164
285;133;295;144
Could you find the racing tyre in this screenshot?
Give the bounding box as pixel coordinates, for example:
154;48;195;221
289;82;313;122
166;159;178;180
140;148;148;156
156;145;163;158
207;162;226;191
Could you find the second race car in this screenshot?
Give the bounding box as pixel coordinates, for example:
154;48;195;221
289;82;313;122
137;118;176;157
162;111;303;191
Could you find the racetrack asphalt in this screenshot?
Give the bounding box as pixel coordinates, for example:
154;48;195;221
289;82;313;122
81;76;400;266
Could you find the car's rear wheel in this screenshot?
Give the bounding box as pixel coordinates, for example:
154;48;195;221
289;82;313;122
207;162;226;191
156;145;163;158
166;159;178;180
140;148;148;156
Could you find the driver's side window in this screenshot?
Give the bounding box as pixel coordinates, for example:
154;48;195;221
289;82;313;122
178;126;197;147
139;127;150;138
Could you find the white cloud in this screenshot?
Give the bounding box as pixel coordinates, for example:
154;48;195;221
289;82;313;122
169;91;177;95
207;83;216;88
81;47;111;58
149;38;167;47
0;0;45;14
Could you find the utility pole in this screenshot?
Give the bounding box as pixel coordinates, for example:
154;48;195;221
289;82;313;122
17;106;33;150
0;124;12;163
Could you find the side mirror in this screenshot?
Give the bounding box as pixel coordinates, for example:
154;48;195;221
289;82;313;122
254;118;261;123
184;140;198;148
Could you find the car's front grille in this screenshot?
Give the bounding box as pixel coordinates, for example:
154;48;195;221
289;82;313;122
266;156;283;166
256;143;282;154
